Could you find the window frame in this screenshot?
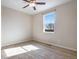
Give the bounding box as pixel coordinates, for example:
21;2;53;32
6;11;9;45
43;11;56;33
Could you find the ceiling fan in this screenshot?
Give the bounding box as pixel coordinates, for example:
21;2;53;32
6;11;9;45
23;0;46;10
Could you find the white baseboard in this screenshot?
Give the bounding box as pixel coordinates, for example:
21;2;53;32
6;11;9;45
1;38;32;47
33;38;77;51
50;42;77;51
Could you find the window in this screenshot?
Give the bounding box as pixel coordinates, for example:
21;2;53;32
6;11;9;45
43;12;56;33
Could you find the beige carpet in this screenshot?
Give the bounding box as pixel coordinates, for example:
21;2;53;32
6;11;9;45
1;41;77;59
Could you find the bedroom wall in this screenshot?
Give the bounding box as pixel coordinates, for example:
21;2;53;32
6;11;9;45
1;6;32;47
33;0;77;51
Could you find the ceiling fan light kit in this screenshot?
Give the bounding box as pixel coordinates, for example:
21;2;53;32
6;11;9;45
29;3;36;7
23;0;46;10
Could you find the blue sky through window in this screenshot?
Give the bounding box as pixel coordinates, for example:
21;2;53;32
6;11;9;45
44;12;56;25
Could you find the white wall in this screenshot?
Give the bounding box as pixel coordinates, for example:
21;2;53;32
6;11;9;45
33;0;77;51
1;6;32;47
1;0;76;51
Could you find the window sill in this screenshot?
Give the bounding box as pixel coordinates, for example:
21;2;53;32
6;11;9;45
43;31;54;33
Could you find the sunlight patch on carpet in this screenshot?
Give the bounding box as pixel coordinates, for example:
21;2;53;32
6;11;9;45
4;45;40;57
22;45;39;51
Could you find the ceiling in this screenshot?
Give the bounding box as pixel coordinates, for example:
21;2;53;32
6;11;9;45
1;0;72;15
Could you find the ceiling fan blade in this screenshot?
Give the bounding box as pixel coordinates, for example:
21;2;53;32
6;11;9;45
23;4;29;8
35;2;46;5
23;0;30;2
33;6;36;10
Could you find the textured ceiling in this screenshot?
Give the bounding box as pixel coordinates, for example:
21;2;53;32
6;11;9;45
1;0;72;15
